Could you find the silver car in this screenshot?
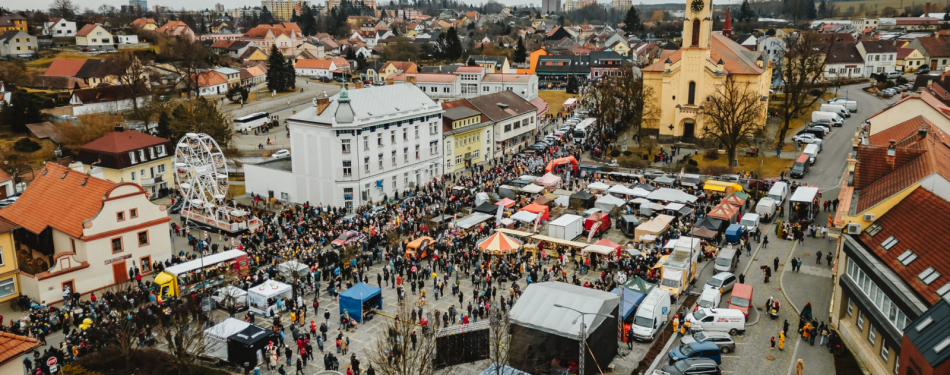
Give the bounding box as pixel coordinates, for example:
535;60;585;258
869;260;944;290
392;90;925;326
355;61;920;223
680;331;737;354
704;272;737;293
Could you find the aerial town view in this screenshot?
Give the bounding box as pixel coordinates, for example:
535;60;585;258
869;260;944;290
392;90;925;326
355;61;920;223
0;0;943;374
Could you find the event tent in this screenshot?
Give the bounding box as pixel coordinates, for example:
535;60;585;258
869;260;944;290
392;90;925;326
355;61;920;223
247;280;292;316
520;184;545;194
587;182;610;191
535;173;562;187
689;226;718;239
708;203;739;223
612;287;646;321
721;193;746;210
227;325;276;367
647;188;698;203
509;282;620;375
474;202;499;214
653;176;676;186
478;232;523;254
495;198;516;207
277;260;309;279
630;187;653;197
339;282;383;322
522;203;550;221
475;192;490;206
456;213;493;229
594;194;626;213
510;211;539;222
623;277;657;296
608;184;633;196
204;318;251;361
634;214;674;239
694;216;724;232
570;191;596;209
533;196;552;206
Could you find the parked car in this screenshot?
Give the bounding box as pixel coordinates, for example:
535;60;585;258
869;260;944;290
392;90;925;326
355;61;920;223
916;68;931;75
271;149;291;158
886;71;903;79
680;331;737;354
792;133;823;145
331;230;360;247
827;97;848;104
705;272;737;293
659;358;721;375
669;341;722;364
0;196;18;209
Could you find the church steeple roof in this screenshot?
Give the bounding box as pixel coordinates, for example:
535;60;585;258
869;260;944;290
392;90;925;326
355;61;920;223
723;8;733;39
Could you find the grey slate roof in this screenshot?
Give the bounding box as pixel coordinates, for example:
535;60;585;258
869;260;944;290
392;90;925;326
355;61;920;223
289;84;440;127
904;299;950;368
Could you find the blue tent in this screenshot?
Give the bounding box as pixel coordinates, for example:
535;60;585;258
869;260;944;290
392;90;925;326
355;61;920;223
611;287;646;321
339;282;382;322
725;223;743;243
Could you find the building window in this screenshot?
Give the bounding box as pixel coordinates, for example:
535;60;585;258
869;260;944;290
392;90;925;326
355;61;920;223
391;131;396;143
829;68;836;74
141;256;152;274
342;139;351;153
111;237;123;253
456;155;462;165
415;125;419;138
149;147;156;159
377;133;383;146
415;145;420;159
403;129;408;140
363;136;369;150
157;164;166;174
868;324;876;343
691;19;700;46
688;82;696;105
857;310;864;330
430;123;438;135
392;151;397;166
404;148;409;162
130;209;138;219
881;345;889;361
504;124;511;132
343;161;352;176
473;150;479;159
364;157;370;173
137;231;149;246
139;149;146;162
129;151;137;164
0;277;16;299
894;355;899;374
847;299;853;315
378;154;383;169
116;211;125;221
392;176;397;190
430;141;438;155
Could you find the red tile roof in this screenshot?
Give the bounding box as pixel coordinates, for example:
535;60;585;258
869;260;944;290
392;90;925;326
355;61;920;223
295;59;334;69
455;66;484;73
381;61;418;73
0;168;11;183
915;36;950;58
643;33;765;75
0;215;19;233
43;59;88;77
853;135;950;212
857;187;950;305
868;115;950;147
81;129;169;154
897;47;915;60
390;73;458;83
211;39;233;49
193;71;227;87
0;163;116;238
25;122;64;144
0;332;39;366
76;24;100;37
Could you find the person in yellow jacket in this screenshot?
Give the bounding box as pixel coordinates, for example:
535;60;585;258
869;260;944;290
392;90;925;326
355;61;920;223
779;331;786;351
681;320;690;335
672;317;678;334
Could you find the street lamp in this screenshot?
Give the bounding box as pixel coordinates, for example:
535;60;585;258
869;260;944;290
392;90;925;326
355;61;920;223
553;304;615;375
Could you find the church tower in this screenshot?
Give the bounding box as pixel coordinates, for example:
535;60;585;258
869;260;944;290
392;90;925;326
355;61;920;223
723;7;733;39
682;0;714;48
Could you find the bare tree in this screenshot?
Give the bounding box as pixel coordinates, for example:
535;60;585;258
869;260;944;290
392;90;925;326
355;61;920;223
698;76;765;167
162;38;209;98
775;33;832;148
104;51;156;115
155;300;220;375
49;0;79;18
486;306;513;375
586;64;659;136
366;303;446;375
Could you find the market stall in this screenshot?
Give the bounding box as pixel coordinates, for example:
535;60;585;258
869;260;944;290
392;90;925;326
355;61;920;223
587;182;610;192
608;184;634;198
694;216;724;232
721;193;747;213
247;280;292;317
478;231;523;255
522;203;550;221
634;214;674;240
511;211;539;223
789;186;820;222
535;173;562;187
520;184;545;195
496;198;517;208
204;318;251;361
708;203;739;223
548;214;584;240
474;202;500;214
339;282;383;323
569;191;596;209
226;325;276;368
689;226;717;239
456;213;494;229
646;188;698;203
594;194;626;213
612;287;646;323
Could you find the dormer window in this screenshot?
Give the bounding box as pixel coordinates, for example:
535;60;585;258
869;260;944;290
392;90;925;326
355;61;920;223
129;151;137;164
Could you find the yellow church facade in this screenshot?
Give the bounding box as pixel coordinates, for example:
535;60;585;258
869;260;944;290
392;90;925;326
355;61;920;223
641;0;771;141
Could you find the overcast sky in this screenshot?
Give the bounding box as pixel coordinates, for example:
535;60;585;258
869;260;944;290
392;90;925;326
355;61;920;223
6;0;725;13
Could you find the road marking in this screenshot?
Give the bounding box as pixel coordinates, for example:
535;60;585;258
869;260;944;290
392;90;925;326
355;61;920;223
785;336;803;375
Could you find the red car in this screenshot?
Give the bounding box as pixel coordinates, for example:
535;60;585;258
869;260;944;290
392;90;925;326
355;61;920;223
583;212;611;237
749;177;779;191
331;231;360;247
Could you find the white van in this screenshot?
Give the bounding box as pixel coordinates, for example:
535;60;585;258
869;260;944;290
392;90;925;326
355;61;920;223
835;100;858;112
768;181;789;203
812;111;844;126
714;247;739;273
686;308;746;336
820;104;851;118
803;144;820;165
739;213;760;232
697;288;722;309
755;197;777;217
630;288;672;342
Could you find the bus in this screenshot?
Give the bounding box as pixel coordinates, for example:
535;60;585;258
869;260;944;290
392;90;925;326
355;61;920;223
572;118;596;144
150;249;249;303
234;111;270;132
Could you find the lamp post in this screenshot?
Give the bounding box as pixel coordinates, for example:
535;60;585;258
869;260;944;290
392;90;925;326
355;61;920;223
553;304;615;375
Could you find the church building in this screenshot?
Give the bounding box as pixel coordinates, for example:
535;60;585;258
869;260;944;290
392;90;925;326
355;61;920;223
641;1;771;141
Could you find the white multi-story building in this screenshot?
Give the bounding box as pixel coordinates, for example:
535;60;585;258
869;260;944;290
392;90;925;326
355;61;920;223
245;85;444;209
857;40;898;75
43;17;77;37
390;67;539;102
757;36;785;67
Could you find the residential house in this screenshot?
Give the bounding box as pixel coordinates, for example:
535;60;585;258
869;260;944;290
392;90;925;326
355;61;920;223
0;332;39;375
244;85;444;208
825;43;867;80
115;34;140;45
899;300;950;375
193;71;228;96
212;67;241;87
242;23;300;55
75;127;174;198
294;59;339;77
0;30;37;57
210;39;234;54
608;39;631;57
857;40;898;76
240;47;268;62
390;73;461;101
0;168;12;198
0;81;9;105
295;42;325;59
69;84;152;115
224;41;254;59
73;59;117;88
30;76;83;91
906;36;950;72
898;47;926;72
0;162;172;304
479;73;539;100
379;61;418;80
865;90;950;139
462;89;538;158
0;14;27;33
156;20;196;42
240;66;266;85
43;17;77;37
469;55;512;73
75;24;114;51
758;36;785;67
441;105;493;172
0;213;21;304
131;18;158;30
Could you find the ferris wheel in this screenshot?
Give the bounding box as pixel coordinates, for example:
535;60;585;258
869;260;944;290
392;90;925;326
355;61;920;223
173;133;252;232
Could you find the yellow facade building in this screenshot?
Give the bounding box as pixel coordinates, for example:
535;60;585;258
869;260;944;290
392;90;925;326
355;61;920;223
76;128;175;199
0;217;20;303
641;0;771;140
261;0;312;21
442;106;493;172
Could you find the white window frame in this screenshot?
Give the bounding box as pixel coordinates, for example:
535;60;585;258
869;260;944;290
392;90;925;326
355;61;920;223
868;324;876;344
880;344;888;361
343;161;352;177
129;151;137;164
342;139;351;153
157;164;166;174
857;310;864;330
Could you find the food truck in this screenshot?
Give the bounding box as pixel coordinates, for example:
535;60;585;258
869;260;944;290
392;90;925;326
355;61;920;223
150;249;249;303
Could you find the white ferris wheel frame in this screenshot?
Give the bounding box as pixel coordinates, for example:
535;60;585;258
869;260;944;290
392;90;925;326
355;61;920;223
173;132;232;224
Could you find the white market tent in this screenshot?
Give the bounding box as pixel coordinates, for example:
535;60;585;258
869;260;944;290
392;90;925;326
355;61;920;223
664;202;685;211
164;249;247;277
647;188;698;203
790;186;820;203
277;260;309;278
595;194;626;212
247;280;293;317
520;184;545;194
475;192;490;206
630;187;653;197
554;195;570;207
582;244;616;255
510;282;620;338
511;211;539;222
456;213;494;229
629;198;651;205
608;184;633;196
587;182;610;191
203;318;251;360
535;173;562;187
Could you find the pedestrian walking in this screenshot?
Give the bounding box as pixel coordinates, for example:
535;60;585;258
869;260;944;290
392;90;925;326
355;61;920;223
826;252;833;266
783;319;790;335
809;325;818;346
763;234;768;249
820;324;829;346
816;250;822;264
779;331;785;351
770;336;776;350
738;273;745;284
773;257;779;272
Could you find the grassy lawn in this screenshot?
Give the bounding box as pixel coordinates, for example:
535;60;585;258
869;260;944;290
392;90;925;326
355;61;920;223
24;51;99;75
538;90;579;116
691;153;794;178
228;184;246;198
0;129;58;169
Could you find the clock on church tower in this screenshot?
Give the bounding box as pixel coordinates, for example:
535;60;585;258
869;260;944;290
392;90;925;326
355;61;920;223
690;0;704;13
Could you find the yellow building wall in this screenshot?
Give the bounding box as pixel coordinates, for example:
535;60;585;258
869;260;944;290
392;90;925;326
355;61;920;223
84;157;173;197
0;19;27;33
446;115;489;172
0;231;20;303
612;42;630;57
842;184;920;231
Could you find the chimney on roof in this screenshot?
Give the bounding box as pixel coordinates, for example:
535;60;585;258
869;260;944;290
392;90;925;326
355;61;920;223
919;127;928;139
316;91;331;115
115;123;124;132
887;139;896;157
926;2;931;16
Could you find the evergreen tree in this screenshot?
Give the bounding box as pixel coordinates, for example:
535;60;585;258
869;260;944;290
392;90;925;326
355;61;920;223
739;0;754;22
444;27;464;62
0;93;44;133
467;56;476;66
806;0;817;20
513;37;527;63
299;6;318;36
284;56;297;90
291;9;298;22
260;6;274;24
818;0;828;18
565;76;579;94
155;111;172;139
622;6;643;34
266;45;288;91
346;46;357;60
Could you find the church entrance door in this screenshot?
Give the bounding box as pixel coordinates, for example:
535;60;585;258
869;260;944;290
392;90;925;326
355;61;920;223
683;121;695;140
